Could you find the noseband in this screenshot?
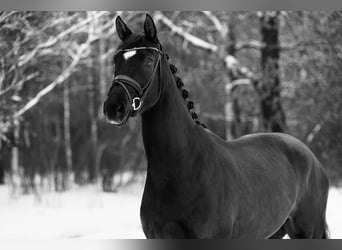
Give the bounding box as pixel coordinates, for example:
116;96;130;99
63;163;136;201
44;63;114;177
110;46;163;126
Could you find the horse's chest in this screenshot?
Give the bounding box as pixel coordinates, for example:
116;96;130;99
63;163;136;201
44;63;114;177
140;181;213;238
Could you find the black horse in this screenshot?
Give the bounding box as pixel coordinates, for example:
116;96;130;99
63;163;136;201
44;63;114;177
103;14;330;239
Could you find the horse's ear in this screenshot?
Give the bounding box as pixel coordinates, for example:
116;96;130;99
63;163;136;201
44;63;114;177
144;14;158;43
115;16;132;41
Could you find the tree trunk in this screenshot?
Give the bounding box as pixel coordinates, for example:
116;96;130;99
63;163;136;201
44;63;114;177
0;150;4;184
88;62;98;182
11;119;20;196
98;37;107;119
63;77;73;189
259;12;286;132
225;16;250;139
227;20;243;139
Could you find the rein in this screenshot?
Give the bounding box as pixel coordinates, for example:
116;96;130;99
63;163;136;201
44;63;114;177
110;46;163;126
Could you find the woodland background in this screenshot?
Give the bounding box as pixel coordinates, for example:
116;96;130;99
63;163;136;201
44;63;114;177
1;11;342;196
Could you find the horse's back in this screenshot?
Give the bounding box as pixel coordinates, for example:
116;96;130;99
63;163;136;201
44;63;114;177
233;132;329;196
235;132;324;172
262;133;328;188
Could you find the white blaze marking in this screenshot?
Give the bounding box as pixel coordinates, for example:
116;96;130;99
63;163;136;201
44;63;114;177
123;51;136;60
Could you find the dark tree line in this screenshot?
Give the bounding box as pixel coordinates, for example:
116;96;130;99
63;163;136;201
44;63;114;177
1;11;342;193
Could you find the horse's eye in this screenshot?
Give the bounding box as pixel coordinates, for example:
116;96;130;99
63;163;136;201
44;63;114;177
145;57;154;66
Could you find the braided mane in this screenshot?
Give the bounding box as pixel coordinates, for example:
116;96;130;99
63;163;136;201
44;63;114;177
165;54;206;128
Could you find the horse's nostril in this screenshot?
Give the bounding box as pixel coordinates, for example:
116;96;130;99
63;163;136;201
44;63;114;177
117;104;125;114
103;103;107;116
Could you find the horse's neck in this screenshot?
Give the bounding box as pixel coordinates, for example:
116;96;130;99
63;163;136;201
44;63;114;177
141;59;196;174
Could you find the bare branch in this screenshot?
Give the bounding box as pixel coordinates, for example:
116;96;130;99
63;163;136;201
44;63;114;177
224;55;258;81
306;123;322;144
232;78;253;86
46;13;78;31
202;113;227;122
0;72;39;97
0;58;4;91
10;11;110;72
154;12;218;53
202;11;228;38
153;12;259;87
0;11;18;23
235;40;263;51
11;11;112;120
234;39;330;52
13;43;89;119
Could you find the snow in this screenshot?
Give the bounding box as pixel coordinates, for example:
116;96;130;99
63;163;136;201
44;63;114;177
326;187;342;238
0;182;341;239
0;182;145;239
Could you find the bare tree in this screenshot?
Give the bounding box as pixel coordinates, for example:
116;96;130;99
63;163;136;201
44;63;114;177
259;12;286;132
155;12;260;138
0;11;119;190
63;75;72;189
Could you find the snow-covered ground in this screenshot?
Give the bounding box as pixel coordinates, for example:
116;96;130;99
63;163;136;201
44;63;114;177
0;182;145;239
0;182;341;239
326;187;342;238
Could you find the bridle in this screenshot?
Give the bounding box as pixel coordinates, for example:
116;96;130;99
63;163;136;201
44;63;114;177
109;45;163;126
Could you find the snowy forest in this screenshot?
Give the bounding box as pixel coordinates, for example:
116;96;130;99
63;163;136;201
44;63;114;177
0;11;342;238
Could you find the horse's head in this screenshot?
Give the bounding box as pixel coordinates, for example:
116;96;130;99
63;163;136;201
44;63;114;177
103;14;163;126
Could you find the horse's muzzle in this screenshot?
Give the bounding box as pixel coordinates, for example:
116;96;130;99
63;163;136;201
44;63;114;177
103;90;131;126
